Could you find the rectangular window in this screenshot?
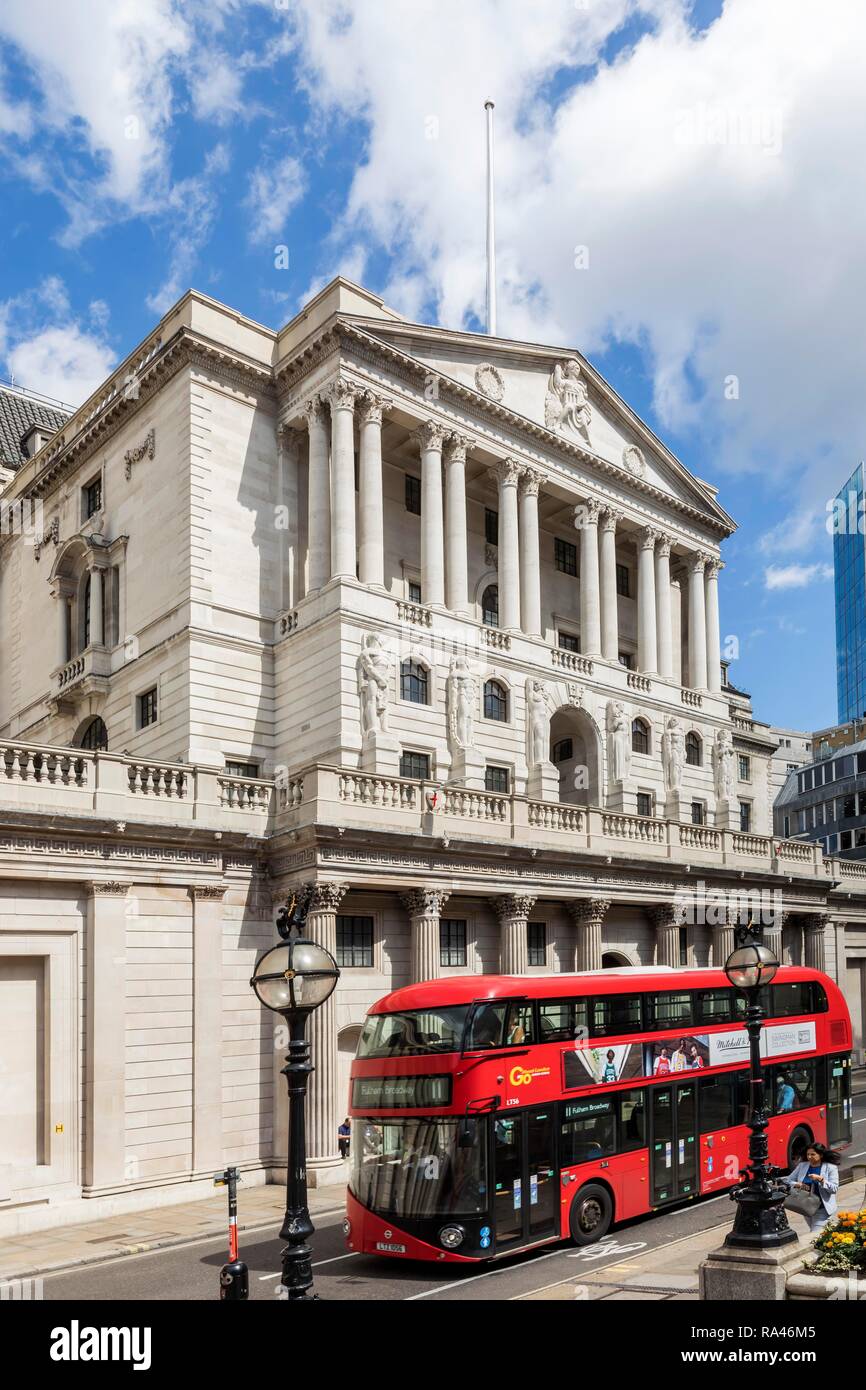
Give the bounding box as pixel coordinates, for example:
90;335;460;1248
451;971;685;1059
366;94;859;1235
558;631;580;652
618;652;634;670
527;922;546;967
336;915;374;968
405;474;421;514
695;988;734;1024
539;999;587;1042
617;1090;646;1152
408;580;422;603
771;982;813;1018
485;508;499;545
691;801;705;826
636;792;652;817
615;563;630;597
555;537;577;576
773;1060;816;1114
738;755;751;782
841;829;853;849
138;687;158;728
439;919;467;969
485;765;509;794
739;801;752;832
699;1074;736;1132
590;994;643;1036
224;761;259;778
399;750;430;780
560;1099;616;1166
84;475;102;518
648;991;693;1030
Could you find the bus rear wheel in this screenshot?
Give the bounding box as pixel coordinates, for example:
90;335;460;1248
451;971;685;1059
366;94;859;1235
787;1126;812;1168
569;1183;613;1246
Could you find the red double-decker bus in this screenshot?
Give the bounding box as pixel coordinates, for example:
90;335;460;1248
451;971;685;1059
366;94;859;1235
344;965;852;1263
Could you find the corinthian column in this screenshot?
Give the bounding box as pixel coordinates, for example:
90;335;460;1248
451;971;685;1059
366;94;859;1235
688;552;709;690
804;915;827;971
651;904;683;967
637;528;658;674
576;499;602;656
417;421;446;607
305;881;349;1175
599;508;622;662
444;433;470;613
492;458;522;631
569;898;610;972
401;888;451;982
493;895;537;974
327;378;357;579
519;468;543;636
304;396;330;591
357;391;387;588
705;558;722;693
655;535;673;679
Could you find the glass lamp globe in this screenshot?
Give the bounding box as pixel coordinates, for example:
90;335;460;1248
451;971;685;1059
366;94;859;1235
724;941;779;991
250;938;339;1015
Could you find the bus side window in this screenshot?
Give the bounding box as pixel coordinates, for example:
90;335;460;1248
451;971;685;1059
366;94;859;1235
699;1074;735;1131
617;1090;646;1151
505;1003;534;1046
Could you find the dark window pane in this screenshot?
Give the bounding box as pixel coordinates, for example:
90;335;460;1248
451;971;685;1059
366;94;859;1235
400;659;428;704
696;988;734;1024
552;737;573;763
554;537;577;576
538;999;587;1042
484;680;507;721
617;1090;646;1151
405;474;421;514
485;765;509;793
439;919;467;968
400;751;430;779
685;732;701;766
700;1074;736;1132
561;1098;615;1165
558;631;579;652
485;508;499;545
225;761;259;778
482;585;499;627
615;563;630;597
637;792;652;817
591;994;643;1035
631;719;649;754
647;991;693;1030
691;802;704;825
336;915;374;968
527;922;546;966
138;687;158;728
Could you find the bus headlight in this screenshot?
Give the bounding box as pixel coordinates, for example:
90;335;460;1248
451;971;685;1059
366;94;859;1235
342;1219;351;1238
439;1224;465;1250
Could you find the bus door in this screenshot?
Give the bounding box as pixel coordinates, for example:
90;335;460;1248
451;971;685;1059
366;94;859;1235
492;1108;557;1249
650;1081;698;1205
827;1055;852;1147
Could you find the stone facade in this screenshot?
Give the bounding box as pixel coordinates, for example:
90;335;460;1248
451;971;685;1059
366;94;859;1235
1;276;864;1234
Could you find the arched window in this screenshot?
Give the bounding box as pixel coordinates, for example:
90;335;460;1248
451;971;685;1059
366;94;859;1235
631;718;650;755
685;731;702;766
484;679;508;722
78;717;108;751
552;737;573;763
400;658;429;704
482;584;499;627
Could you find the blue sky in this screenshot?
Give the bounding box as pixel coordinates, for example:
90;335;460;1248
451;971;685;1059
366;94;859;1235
1;0;862;733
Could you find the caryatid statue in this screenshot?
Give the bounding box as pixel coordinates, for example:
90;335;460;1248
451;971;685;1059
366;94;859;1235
356;632;390;737
662;716;685;793
525;679;552;768
447;656;476;751
712;727;736;803
606;700;631;785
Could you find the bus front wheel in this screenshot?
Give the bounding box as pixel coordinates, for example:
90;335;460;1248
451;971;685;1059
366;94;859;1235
569;1183;613;1246
787;1126;812;1168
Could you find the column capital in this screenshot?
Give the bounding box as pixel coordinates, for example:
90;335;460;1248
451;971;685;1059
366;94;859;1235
189;884;227;901
655;534;672;559
574;498;601;528
492;894;538;921
649;902;686;929
569;897;611;927
705;556;723;579
638;525;660;551
414;419;447;452
689;549;711;574
84;881;128;897
401;887;451;917
519;466;544;497
305;881;350;914
802;912;829;934
325;376;358;411
302;394;327;428
357;390;389;426
443;431;471;463
491;456;522;487
600;506;624;533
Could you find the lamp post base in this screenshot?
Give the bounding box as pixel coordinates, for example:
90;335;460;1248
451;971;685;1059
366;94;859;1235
724;1184;799;1249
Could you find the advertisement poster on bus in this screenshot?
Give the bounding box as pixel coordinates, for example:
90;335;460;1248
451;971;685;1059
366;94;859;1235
563;1042;643;1088
644;1035;710;1076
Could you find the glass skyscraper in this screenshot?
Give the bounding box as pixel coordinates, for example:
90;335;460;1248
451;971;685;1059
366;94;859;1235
835;461;866;721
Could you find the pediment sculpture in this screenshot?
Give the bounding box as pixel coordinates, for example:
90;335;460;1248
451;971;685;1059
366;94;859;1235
544;358;591;442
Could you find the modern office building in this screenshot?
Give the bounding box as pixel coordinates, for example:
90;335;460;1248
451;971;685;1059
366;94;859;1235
1;277;865;1237
834;461;866;723
768;725;813;802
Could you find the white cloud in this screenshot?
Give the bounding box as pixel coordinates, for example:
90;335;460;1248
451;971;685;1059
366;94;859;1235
287;0;866;512
0;278;115;406
764;562;834;591
245;154;306;244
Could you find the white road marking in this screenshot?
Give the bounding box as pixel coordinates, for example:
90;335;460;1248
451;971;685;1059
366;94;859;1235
258;1250;361;1280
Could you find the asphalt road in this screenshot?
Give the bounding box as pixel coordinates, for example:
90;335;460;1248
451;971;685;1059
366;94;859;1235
40;1090;866;1303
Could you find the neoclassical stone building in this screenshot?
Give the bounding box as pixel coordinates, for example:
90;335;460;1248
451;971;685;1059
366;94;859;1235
1;277;864;1233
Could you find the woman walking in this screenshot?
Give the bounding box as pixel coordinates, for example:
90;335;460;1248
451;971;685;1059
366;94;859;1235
782;1142;841;1233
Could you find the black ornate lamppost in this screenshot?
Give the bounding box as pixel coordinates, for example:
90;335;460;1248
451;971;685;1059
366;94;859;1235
723;922;797;1249
250;893;340;1300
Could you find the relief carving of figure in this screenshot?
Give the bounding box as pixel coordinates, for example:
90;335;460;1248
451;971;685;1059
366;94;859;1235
357;632;390;737
712;727;735;803
544;358;592;441
662;716;685;793
447;656;476;751
606;700;630;784
526;679;552;768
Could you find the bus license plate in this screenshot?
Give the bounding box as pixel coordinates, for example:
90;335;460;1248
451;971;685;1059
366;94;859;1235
376;1241;406;1253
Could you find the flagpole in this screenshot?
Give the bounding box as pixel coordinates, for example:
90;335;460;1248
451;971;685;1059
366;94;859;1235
485;99;497;336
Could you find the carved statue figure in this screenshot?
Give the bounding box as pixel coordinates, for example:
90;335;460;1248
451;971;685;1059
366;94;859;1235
544;358;592;441
447;656;476;750
606;700;630;784
356;632;390;736
662;716;685;793
526;679;552;767
713;727;735;803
